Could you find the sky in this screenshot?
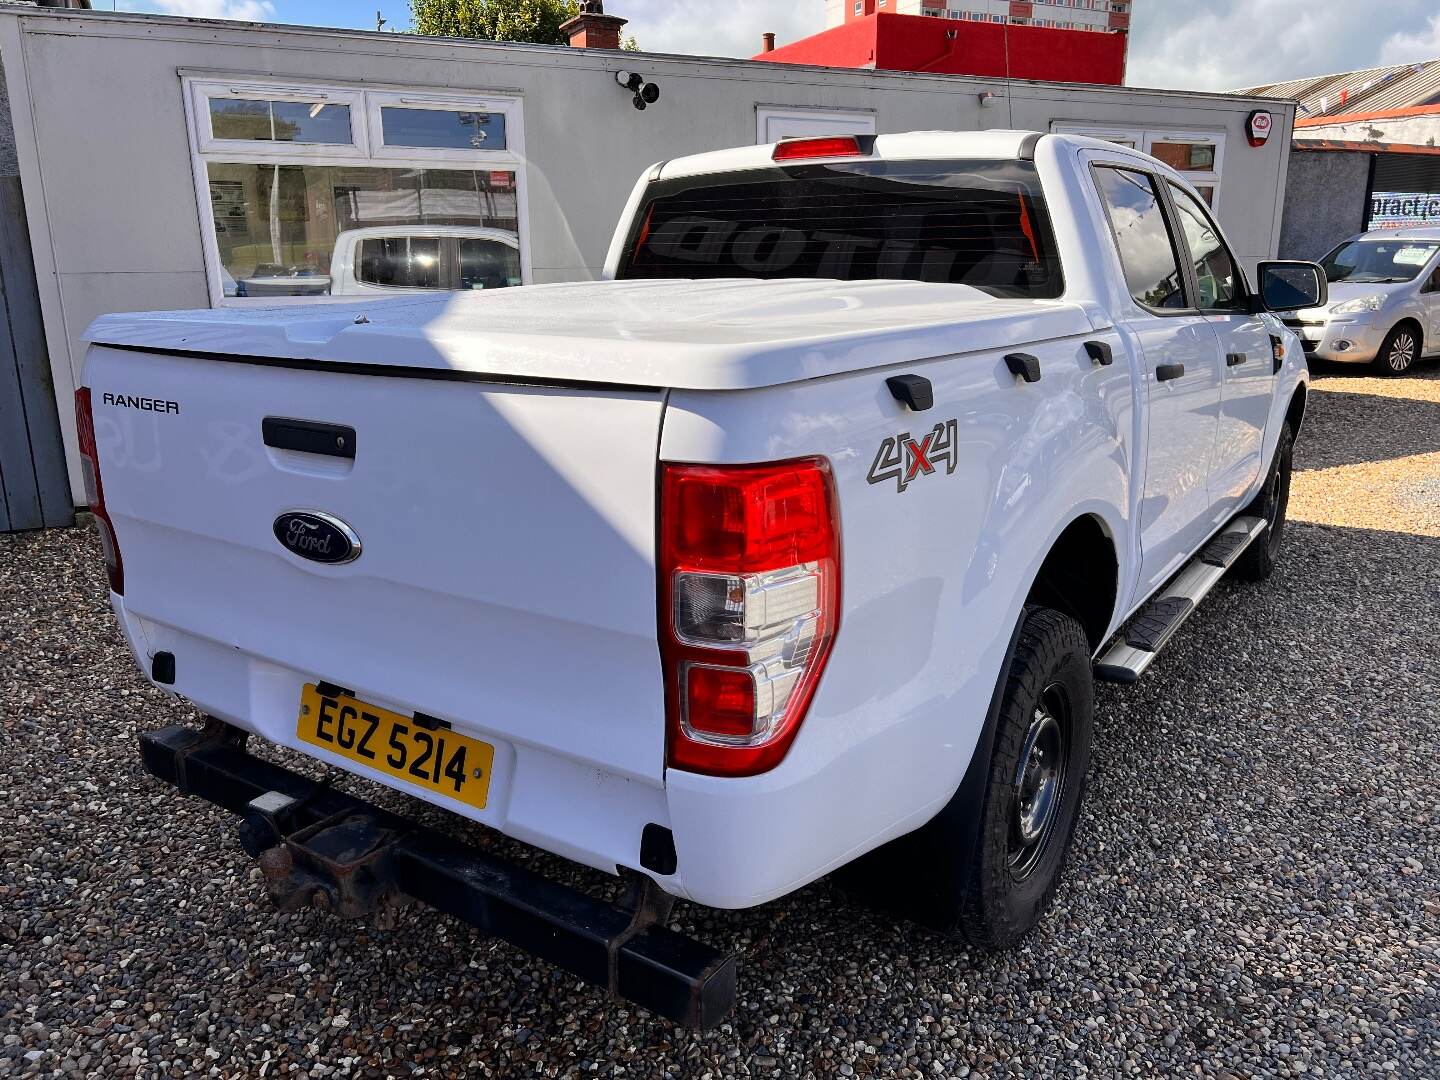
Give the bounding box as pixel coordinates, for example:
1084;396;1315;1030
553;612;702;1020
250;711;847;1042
109;0;1440;92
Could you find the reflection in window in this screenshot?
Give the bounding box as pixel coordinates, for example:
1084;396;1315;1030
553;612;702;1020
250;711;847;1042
1093;167;1187;310
381;107;507;151
1149;141;1216;172
205;163;519;297
459;238;522;290
1168;183;1244;311
358;236;443;288
209;98;352;144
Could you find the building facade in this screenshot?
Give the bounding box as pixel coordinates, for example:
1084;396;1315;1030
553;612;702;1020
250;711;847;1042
1236;60;1440;253
0;6;1286;509
771;2;1131;84
827;0;1131;34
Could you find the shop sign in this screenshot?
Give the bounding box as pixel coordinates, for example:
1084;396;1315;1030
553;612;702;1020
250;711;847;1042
1369;191;1440;229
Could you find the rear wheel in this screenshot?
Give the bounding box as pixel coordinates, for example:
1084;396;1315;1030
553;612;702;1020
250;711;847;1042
869;607;1095;949
1232;422;1293;582
1373;323;1420;376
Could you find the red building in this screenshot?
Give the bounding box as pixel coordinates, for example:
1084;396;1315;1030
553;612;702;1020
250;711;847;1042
755;3;1131;87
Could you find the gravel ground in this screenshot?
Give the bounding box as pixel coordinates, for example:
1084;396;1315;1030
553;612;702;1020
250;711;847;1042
3;365;1438;1079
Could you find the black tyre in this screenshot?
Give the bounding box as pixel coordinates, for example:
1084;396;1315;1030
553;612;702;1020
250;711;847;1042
837;607;1097;949
1232;422;1293;582
1372;322;1421;376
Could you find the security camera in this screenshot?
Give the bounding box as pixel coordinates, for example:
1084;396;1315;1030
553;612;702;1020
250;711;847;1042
615;70;644;92
632;92;647;111
641;82;660;104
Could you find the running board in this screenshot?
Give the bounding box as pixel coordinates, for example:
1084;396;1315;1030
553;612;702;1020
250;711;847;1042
1094;515;1267;683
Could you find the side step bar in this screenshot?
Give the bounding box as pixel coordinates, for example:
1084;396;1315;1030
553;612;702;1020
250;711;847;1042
139;722;737;1029
1095;515;1267;683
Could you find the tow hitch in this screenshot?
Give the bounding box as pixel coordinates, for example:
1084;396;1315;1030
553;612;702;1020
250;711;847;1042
140;720;737;1029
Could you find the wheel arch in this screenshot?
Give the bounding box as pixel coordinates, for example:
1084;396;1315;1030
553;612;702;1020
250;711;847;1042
1389;316;1425;353
1286;382;1308;437
1023;512;1120;654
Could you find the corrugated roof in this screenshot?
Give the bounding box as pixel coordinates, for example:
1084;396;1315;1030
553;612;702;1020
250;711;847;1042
1233;58;1440;119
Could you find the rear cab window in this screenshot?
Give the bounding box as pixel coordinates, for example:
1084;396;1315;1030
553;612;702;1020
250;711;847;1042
615;159;1064;300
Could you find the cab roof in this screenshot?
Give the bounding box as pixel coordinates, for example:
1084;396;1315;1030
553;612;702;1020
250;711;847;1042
656;129;1049;181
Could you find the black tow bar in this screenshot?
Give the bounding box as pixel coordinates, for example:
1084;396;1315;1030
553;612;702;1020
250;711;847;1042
139;721;737;1030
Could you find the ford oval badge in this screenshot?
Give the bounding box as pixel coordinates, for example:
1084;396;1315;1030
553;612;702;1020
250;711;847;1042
273;510;361;565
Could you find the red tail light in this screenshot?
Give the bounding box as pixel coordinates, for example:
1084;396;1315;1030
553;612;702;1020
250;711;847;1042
772;136;864;162
659;458;840;777
74;387;124;594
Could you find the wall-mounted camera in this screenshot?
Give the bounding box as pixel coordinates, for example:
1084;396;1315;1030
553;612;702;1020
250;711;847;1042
615;69;661;111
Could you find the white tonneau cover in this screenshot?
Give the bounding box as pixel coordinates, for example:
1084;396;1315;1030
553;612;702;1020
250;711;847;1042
84;278;1098;391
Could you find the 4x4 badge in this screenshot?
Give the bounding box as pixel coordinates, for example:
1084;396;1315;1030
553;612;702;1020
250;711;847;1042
867;419;959;493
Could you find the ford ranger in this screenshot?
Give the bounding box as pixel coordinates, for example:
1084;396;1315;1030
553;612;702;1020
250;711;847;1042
77;131;1325;1028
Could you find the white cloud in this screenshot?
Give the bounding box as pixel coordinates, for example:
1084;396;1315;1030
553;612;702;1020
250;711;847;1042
623;0;822;60
1379;13;1440;67
118;0;276;21
1125;0;1439;91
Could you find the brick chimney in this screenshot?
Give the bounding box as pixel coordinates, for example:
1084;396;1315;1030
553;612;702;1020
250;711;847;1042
561;0;627;51
762;32;776;53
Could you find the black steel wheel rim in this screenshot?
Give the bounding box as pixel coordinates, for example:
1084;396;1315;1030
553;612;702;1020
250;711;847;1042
1008;684;1070;881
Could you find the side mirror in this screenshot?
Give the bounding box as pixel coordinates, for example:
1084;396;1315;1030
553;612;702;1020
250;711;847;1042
1256;260;1327;312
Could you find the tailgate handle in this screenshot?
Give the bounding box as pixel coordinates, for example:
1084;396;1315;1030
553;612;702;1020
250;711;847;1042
263;417;356;460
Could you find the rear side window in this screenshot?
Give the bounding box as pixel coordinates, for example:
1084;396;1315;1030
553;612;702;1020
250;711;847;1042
459;238;522;290
1092;166;1187;311
357;236;442;289
616;159;1063;300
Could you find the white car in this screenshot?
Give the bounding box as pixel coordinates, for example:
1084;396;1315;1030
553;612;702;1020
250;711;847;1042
327;225;521;295
1283;227;1440;374
77;131;1320;1027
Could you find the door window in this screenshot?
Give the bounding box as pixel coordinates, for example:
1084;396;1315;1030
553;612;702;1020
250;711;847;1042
459;238;523;290
357;236;443;288
1092;166;1188;311
1167;183;1247;312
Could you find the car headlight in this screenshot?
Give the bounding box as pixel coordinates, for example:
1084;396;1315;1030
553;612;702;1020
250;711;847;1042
1330;294;1385;315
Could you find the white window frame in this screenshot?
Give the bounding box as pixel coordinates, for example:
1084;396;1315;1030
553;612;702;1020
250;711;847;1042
755;105;877;144
1051;123;1226;211
365;90;523;164
183;76;531;307
190;79;369;161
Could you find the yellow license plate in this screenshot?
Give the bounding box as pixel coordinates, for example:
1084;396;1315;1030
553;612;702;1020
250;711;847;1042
296;684;494;810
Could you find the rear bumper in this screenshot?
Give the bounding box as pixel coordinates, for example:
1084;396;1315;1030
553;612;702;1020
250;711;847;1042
139;720;737;1028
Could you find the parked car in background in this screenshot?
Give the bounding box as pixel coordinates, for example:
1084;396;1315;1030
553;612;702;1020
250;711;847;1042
1282;227;1440;374
328;225;522;295
77;131;1322;1027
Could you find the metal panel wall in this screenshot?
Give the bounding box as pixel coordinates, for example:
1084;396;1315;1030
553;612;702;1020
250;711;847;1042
0;174;71;530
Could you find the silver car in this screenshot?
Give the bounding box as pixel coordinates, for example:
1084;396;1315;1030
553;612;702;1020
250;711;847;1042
1283;227;1440;375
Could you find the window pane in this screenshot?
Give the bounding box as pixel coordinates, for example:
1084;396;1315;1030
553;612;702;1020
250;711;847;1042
357;237;442;288
209;98;352;144
459;238;522;290
206;163;520;297
1168;183;1244;311
618;159;1064;300
1093;167;1187;310
381;107;507;151
1149;140;1216;173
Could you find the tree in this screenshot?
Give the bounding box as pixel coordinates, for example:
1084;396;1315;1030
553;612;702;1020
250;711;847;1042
410;0;581;46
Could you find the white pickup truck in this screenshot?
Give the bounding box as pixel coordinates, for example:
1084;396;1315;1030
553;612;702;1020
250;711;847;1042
78;131;1324;1027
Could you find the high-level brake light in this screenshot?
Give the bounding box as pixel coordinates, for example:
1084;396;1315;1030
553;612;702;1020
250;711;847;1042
659;458;840;777
74;387;124;595
772;136;864;162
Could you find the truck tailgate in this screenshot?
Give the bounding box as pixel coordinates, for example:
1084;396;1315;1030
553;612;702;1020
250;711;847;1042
86;346;668;785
